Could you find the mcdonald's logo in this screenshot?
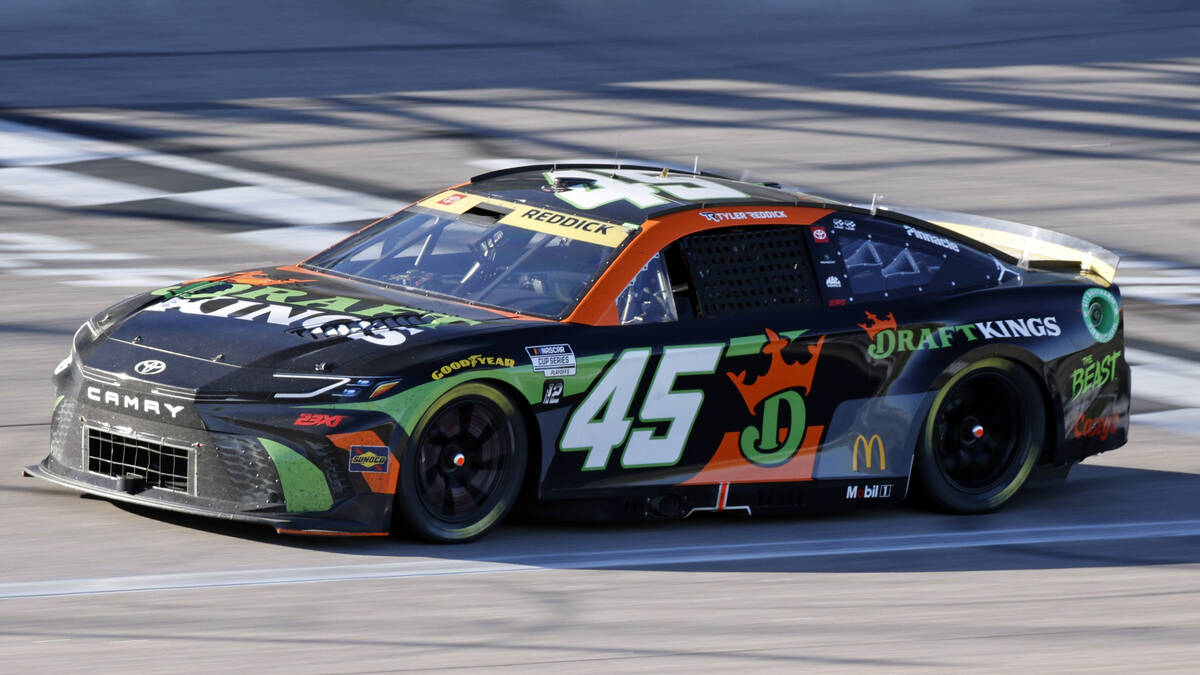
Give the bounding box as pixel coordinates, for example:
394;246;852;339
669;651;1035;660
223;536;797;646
852;434;885;472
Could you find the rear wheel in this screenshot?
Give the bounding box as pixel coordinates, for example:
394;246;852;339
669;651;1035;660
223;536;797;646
394;383;527;543
914;358;1044;513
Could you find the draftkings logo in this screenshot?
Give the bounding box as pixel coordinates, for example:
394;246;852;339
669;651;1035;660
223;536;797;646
726;328;824;466
859;310;1060;360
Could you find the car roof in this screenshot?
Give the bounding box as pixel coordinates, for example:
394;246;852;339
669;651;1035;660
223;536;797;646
465;162;835;225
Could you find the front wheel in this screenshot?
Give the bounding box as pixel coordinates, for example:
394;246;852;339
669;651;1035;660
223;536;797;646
913;358;1045;513
394;383;528;543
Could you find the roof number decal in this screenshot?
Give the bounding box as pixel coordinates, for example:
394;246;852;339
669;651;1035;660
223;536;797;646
544;169;749;210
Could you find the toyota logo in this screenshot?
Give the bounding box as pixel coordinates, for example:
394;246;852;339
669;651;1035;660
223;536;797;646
134;360;166;376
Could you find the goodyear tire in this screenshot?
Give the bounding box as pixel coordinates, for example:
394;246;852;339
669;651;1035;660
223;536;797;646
394;383;527;543
914;358;1044;513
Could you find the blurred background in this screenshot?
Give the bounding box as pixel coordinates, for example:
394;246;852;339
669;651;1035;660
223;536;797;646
2;1;1199;671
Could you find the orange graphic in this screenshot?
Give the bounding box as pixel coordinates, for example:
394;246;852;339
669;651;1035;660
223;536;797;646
726;329;825;414
857;311;897;339
327;430;398;495
565;206;834;325
682;426;824;484
370;381;401;399
189;269;313;286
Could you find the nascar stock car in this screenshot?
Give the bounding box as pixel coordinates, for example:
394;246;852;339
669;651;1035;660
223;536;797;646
26;162;1129;542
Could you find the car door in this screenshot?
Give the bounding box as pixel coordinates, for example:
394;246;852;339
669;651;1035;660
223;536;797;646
538;215;901;502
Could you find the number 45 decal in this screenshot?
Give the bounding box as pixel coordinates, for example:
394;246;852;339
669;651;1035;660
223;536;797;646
545;169;748;211
560;345;723;470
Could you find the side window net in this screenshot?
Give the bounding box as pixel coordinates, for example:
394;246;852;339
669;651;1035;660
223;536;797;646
679;227;818;317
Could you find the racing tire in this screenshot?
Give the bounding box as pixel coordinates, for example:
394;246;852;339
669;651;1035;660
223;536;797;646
913;358;1045;513
394;383;528;543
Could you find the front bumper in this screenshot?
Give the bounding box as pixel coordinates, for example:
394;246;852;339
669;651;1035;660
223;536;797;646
24;458;390;535
30;369;403;535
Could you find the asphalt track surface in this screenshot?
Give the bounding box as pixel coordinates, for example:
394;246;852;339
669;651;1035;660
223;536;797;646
2;1;1199;671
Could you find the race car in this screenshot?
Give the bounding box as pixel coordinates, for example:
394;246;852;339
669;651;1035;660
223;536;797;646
26;162;1130;542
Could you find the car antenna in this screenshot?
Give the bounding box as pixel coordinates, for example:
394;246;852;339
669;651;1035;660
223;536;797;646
870;193;883;216
693;156;699;174
544;163;568;192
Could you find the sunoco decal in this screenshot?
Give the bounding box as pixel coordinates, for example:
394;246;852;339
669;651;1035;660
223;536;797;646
526;344;576;376
349;445;390;473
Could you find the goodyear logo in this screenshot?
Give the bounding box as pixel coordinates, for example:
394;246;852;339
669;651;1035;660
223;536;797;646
852;434;885;472
349;445;390;473
431;354;517;380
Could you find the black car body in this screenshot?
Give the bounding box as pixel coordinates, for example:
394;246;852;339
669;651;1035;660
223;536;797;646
27;163;1130;541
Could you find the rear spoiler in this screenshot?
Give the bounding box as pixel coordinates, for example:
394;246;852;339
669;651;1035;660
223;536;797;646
883;206;1120;285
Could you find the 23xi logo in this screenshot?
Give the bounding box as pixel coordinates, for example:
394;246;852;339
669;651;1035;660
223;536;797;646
726;329;824;466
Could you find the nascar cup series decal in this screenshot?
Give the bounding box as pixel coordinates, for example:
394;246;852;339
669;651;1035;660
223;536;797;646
526;344;576;377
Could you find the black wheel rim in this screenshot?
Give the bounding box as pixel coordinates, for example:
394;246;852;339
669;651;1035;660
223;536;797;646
415;397;510;523
931;371;1026;493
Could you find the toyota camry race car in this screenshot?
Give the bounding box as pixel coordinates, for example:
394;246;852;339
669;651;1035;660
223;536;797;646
26;163;1130;542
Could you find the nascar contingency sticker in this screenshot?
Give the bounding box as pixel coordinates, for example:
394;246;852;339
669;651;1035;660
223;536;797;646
526;344;576;377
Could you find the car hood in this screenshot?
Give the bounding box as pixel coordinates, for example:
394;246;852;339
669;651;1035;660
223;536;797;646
91;266;531;378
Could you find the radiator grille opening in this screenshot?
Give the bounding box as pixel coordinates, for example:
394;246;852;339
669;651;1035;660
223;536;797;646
86;428;190;492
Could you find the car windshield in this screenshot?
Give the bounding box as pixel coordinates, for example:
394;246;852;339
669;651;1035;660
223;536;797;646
303;204;635;318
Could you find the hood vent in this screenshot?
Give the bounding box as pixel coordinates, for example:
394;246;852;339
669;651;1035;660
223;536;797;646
287;313;433;341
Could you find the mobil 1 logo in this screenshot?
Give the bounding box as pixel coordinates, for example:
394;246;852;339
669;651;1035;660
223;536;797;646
846;483;893;500
526;344;576;377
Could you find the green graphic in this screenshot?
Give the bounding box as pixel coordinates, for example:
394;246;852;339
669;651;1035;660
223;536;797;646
1071;349;1122;400
259;438;334;513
